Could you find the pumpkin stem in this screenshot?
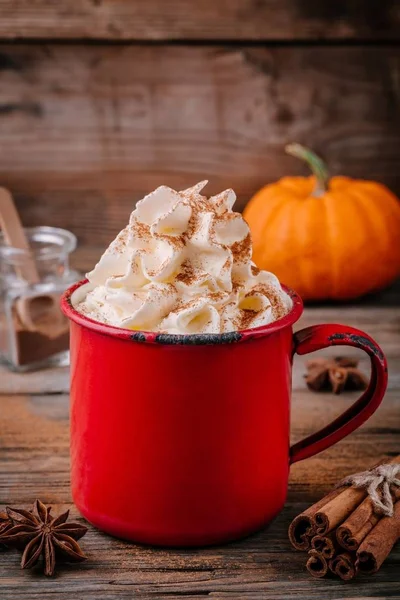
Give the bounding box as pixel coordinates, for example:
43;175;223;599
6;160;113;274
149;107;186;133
285;143;329;197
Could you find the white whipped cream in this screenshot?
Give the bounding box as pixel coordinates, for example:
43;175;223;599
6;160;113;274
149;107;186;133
77;181;292;334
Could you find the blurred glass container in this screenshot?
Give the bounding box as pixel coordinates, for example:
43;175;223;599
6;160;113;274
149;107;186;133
0;226;79;372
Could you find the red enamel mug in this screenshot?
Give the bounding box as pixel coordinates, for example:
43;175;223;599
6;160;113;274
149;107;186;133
62;280;387;546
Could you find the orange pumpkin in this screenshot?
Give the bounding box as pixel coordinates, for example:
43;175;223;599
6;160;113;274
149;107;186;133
243;144;400;300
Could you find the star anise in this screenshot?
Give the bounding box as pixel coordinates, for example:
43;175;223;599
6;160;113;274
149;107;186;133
305;357;369;394
0;511;13;550
0;499;88;576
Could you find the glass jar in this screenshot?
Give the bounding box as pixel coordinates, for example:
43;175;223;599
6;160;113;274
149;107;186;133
0;226;80;372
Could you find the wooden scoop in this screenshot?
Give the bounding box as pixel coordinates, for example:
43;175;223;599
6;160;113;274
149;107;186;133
0;187;39;284
0;187;58;332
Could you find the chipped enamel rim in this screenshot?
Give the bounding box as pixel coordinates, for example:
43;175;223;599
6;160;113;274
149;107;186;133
61;279;303;345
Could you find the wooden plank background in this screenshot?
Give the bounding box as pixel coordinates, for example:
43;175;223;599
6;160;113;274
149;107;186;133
0;2;399;245
0;1;399;41
0;43;399;246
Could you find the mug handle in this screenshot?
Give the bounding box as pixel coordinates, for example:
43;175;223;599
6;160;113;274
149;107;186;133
290;324;388;465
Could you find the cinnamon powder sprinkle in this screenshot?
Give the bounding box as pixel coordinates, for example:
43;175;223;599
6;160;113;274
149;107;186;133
238;309;258;330
132;220;151;240
231;234;252;263
110;227;130;254
251;283;287;320
155;232;185;249
175;260;196;285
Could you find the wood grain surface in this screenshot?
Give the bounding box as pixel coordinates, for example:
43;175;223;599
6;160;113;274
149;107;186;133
0;1;399;594
0;393;399;598
0;0;399;41
1;44;399;246
0;275;399;599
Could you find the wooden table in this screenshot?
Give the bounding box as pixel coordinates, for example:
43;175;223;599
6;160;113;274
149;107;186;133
0;288;399;599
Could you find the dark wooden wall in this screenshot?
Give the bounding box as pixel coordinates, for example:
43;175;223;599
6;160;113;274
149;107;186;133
0;1;399;248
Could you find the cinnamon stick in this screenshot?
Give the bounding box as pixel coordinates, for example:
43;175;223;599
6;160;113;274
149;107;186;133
306;549;329;578
356;500;400;574
314;486;366;535
329;552;357;581
337;487;400;551
336;455;400;551
311;532;338;559
288;487;344;550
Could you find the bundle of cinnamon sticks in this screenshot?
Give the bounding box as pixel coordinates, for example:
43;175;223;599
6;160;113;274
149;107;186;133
289;455;400;580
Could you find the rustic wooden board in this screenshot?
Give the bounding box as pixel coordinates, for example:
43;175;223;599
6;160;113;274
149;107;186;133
0;284;399;598
0;388;399;599
1;44;399;246
0;363;70;395
0;0;399;41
